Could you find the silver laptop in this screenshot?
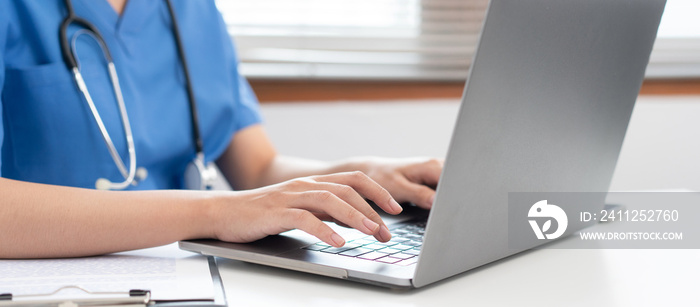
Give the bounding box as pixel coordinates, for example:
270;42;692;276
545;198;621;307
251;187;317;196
180;0;666;288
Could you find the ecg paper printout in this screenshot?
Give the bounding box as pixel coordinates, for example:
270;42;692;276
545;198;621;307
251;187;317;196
0;243;215;301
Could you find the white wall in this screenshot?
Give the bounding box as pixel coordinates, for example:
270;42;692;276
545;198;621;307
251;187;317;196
260;96;700;191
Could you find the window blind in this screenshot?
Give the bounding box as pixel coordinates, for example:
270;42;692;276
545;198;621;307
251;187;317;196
216;0;700;80
647;0;700;78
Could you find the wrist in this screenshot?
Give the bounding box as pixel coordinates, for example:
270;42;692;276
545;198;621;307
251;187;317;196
179;191;223;240
331;156;378;175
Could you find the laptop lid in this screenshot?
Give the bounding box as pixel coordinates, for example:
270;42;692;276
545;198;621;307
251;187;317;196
413;0;666;288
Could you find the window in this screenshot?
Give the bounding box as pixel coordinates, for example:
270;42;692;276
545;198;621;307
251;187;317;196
648;0;700;78
216;0;700;80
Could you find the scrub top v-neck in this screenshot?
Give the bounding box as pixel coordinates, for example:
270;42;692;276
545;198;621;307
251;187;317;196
0;0;262;189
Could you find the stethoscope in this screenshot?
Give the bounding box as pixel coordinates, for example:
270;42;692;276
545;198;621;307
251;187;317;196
59;0;217;190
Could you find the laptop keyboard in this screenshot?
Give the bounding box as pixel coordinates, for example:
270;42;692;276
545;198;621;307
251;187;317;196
302;219;426;266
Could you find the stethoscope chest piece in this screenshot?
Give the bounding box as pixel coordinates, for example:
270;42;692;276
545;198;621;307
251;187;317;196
184;154;218;190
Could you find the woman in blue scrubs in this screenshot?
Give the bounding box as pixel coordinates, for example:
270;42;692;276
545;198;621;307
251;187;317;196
0;0;442;258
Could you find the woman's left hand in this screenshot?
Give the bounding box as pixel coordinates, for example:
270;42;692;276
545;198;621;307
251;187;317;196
359;157;443;209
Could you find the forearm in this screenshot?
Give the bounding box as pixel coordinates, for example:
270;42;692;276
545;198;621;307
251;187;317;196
216;124;374;190
0;178;214;259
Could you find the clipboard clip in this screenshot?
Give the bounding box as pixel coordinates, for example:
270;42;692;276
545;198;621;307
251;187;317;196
0;285;151;307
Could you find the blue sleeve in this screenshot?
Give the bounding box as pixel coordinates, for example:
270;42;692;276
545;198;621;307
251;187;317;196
0;7;7;175
232;73;263;132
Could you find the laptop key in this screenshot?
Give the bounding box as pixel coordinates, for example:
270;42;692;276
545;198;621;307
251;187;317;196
391;253;415;260
303;244;328;251
387;237;409;244
320;244;360;254
357;252;388;260
402;240;421;247
373;241;399;247
339;248;373;257
349;239;375;245
362;243;388;250
395;258;418;266
376;248;402;255
405;234;422;240
375;256;403;264
391;244;414;251
403;249;420;256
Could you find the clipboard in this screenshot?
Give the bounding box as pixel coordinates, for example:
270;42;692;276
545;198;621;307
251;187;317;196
0;256;227;307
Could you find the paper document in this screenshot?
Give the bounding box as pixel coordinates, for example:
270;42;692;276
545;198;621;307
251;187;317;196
0;243;215;301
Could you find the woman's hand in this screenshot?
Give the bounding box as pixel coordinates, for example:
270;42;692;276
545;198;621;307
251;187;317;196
360;157;443;209
209;171;403;247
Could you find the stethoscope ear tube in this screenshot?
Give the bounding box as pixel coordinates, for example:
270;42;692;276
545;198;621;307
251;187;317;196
59;18;77;69
59;0;77;69
60;0;113;70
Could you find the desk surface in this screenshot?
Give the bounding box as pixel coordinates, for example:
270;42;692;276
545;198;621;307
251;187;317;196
215;248;698;306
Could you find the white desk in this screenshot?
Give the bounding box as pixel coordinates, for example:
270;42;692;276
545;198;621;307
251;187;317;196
215;248;699;306
201;96;697;306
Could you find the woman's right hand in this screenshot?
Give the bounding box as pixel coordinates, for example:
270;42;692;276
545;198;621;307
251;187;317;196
207;171;404;247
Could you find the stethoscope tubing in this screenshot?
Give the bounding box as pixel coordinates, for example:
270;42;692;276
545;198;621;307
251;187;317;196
70;30;132;180
164;0;204;155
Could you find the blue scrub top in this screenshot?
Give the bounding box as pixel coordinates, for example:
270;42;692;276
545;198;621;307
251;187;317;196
0;0;263;189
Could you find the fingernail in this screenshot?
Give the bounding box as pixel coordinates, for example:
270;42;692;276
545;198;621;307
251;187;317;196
362;218;380;233
379;225;392;242
331;233;345;247
428;194;436;208
391;199;403;213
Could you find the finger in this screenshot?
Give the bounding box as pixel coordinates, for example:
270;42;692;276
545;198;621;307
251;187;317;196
314;216;390;243
281;209;346;247
312;212;390;243
290;190;381;237
312;213;350;229
299;183;391;242
406;159;443;188
303;182;385;226
319;182;393;242
398;178;437;209
314;171;403;215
